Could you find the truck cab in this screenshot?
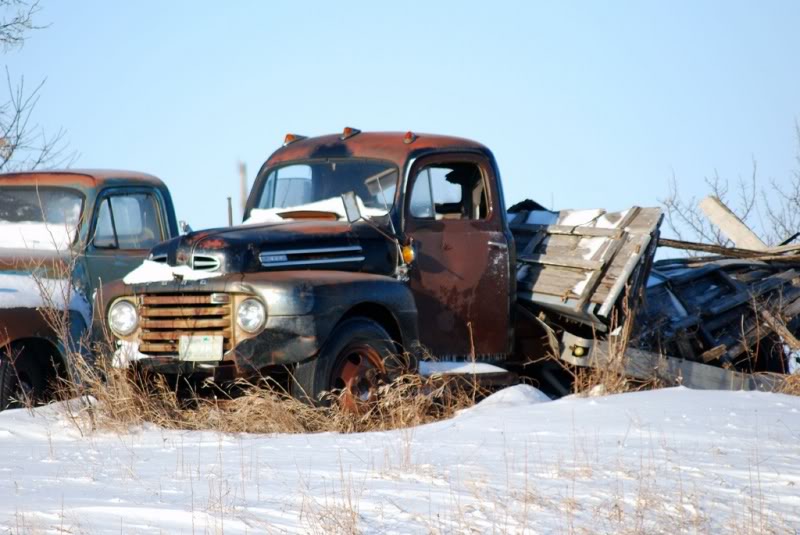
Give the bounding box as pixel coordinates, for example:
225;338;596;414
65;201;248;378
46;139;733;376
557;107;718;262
0;170;179;409
103;131;518;404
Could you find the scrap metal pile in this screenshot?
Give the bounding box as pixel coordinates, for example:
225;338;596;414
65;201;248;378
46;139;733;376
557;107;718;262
509;197;799;390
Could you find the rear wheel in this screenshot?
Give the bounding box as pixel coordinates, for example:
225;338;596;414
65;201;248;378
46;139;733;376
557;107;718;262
292;317;406;408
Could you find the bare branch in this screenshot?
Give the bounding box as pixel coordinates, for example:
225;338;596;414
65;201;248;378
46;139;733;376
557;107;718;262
0;0;42;51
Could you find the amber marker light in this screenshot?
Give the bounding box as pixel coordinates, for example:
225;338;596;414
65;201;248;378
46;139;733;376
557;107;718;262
403;131;417;144
341;126;361;140
401;244;415;264
283;133;307;146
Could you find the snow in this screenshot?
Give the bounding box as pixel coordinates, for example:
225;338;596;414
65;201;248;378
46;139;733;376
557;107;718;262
1;386;799;533
419;361;511;376
0;222;77;251
0;272;91;325
245;196;388;225
122;260;222;285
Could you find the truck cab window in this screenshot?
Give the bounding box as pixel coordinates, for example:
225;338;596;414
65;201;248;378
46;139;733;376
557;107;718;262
93;193;163;249
409;162;488;220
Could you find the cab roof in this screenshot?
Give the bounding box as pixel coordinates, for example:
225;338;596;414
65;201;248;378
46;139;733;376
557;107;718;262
265;131;490;169
0;169;167;190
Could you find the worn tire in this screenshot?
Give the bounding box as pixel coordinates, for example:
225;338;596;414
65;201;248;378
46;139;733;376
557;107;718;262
291;317;405;407
0;352;47;411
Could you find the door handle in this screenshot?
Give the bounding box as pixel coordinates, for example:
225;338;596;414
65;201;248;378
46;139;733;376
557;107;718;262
488;241;507;250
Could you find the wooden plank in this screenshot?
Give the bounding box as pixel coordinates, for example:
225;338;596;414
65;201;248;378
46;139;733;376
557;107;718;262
574;207;641;310
511;223;622;238
518;254;602;271
657;238;763;258
591;342;782;391
519;231;546;257
707;270;797;315
699;196;767;251
760;309;800;350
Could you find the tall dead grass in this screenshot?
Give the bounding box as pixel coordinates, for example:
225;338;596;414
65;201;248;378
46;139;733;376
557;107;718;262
57;354;480;436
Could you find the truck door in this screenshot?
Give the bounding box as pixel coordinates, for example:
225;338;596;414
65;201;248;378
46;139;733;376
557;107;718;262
84;188;170;296
404;154;512;359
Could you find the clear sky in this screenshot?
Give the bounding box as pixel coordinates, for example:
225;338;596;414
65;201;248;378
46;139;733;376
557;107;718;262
5;1;800;232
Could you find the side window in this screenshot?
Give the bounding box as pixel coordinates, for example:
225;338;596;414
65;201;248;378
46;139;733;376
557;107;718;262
409;162;488;220
93;193;164;249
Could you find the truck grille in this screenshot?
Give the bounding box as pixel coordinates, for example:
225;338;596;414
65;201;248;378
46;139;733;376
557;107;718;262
138;293;232;357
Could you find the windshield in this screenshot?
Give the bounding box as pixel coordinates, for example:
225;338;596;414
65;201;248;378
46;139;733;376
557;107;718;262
0;187;84;250
248;159;398;223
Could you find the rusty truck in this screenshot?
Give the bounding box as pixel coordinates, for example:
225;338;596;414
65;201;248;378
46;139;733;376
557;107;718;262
0;170;179;409
101;130;677;403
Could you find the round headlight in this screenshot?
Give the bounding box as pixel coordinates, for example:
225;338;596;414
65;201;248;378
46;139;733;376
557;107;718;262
109;300;138;336
237;298;266;333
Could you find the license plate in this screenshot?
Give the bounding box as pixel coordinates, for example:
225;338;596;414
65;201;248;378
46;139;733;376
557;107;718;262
178;335;223;361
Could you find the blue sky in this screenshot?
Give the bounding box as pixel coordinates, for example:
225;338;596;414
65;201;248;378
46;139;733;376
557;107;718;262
5;1;800;232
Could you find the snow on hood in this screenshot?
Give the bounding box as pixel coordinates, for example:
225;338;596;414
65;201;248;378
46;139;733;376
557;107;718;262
0;222;77;251
245;196;388;225
0;272;91;325
122;260;223;285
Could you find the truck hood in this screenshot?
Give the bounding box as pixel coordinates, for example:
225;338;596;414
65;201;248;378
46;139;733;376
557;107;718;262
147;219;398;277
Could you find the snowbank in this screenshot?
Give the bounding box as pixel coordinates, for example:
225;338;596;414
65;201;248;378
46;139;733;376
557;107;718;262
1;387;798;533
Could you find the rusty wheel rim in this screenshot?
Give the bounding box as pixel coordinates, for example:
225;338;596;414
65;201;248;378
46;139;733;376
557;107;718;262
331;344;386;411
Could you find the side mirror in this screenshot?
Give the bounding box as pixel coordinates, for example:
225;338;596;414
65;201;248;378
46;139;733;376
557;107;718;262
179;220;193;234
341;191;362;223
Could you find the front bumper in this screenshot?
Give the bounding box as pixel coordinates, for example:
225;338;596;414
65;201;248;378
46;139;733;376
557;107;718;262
114;314;321;379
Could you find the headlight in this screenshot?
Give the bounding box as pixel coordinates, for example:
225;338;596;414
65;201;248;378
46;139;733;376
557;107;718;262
109;300;138;336
236;298;266;333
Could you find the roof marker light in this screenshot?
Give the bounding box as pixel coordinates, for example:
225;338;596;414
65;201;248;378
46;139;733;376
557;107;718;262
341;127;361;140
403;131;417;144
283;133;307;146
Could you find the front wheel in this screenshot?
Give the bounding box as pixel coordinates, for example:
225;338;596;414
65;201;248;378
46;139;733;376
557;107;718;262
292;317;407;408
0;353;46;411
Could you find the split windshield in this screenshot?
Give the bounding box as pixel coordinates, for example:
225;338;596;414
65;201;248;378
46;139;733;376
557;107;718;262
251;159;398;222
0;187;84;250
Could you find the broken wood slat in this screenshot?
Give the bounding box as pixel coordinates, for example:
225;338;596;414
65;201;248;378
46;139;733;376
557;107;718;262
707;270;797;316
699;344;727;363
590;341;783;391
760;309;800;350
517;254;603;271
519;231;546;257
657;238;764;258
510;223;623;238
573;208;643;311
699;196;768;251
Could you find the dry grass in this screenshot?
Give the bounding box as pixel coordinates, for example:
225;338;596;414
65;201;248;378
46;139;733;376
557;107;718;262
55;353;480;436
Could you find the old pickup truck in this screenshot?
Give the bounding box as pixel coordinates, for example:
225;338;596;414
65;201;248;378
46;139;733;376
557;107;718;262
0;170;179;409
102;129;664;403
